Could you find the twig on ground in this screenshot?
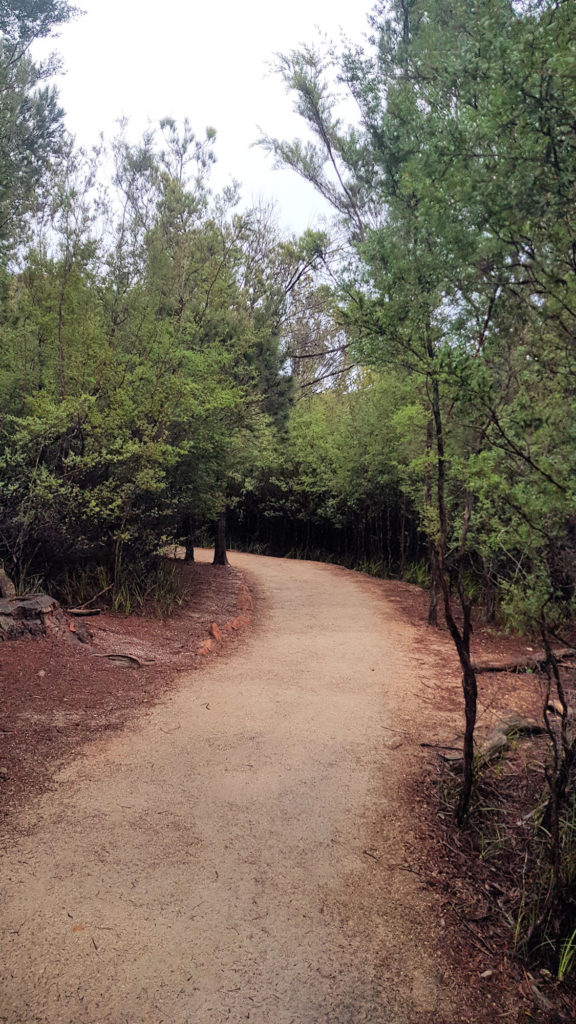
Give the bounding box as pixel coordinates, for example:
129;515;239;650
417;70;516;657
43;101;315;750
451;904;497;955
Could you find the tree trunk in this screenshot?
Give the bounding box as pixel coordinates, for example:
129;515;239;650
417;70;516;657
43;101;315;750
183;515;195;562
458;658;478;822
57;283;67;400
437;560;478;824
425;417;438;626
399;495;406;577
213;510;229;566
430;363;477;823
483;561;496;623
427;543;438;626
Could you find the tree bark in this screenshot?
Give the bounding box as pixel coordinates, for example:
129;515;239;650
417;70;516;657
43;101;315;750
483;559;496;623
427;544;439;627
213;510;229;566
57;279;67;400
425;417;438;625
183;515;195;562
430;364;477;824
399;494;406;577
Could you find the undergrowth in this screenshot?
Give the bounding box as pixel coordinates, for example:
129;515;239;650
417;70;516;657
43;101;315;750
55;556;190;618
437;732;576;1007
229;539;434;586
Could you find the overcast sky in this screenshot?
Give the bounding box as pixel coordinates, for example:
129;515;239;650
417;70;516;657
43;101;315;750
37;0;371;233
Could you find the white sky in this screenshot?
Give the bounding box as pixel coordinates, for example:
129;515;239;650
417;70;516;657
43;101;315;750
37;0;371;234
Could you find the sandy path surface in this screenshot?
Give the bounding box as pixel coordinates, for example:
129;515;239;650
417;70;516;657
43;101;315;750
1;551;464;1024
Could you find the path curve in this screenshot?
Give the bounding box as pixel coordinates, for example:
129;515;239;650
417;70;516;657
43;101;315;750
1;552;463;1024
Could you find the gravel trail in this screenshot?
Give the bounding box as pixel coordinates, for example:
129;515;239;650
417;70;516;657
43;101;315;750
1;551;463;1024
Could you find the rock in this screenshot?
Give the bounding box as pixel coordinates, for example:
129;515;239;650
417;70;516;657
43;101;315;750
546;699;573;718
198;638;214;656
441;712;547;772
222;612;253;631
479;729;509;762
0;613;13;636
499;713;544;736
238;585;253;612
0;766;8;778
68;620;92;644
0;564;16;598
210;622;223;642
384;739;403;751
479;715;545;763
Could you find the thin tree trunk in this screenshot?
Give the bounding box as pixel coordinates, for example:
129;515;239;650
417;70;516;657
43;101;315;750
425;417;438;625
430;366;477;824
213;510;229;566
57;286;67;400
483;560;496;623
399;495;406;577
427;544;439;626
183;515;195;562
527;631;576;949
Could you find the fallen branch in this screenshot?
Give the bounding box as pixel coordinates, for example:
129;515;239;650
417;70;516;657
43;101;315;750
450;904;496;956
420;742;461;750
92;653;143;667
473;647;575;675
70;583;114;611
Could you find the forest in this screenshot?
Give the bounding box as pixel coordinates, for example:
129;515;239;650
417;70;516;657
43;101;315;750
1;0;575;986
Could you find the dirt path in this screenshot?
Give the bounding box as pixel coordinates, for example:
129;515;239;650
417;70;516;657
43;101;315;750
1;552;470;1024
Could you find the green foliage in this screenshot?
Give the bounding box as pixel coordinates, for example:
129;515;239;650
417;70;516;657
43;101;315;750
229;370;425;573
0;1;77;258
0;109;333;593
57;556;190;618
513;787;576;977
264;0;576;836
268;0;576;631
0;2;78;47
558;928;576;983
110;558;191;618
